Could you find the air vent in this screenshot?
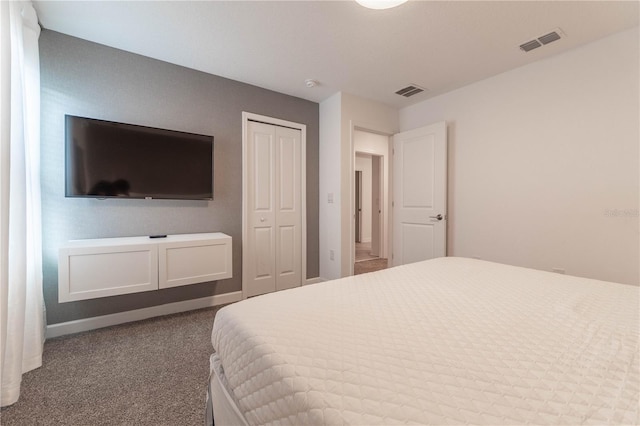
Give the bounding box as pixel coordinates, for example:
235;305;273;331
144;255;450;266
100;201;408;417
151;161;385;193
538;31;561;45
520;28;564;53
520;39;542;52
395;84;426;98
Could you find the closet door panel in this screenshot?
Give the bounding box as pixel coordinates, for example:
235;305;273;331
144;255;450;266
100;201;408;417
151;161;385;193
275;127;301;291
246;122;276;297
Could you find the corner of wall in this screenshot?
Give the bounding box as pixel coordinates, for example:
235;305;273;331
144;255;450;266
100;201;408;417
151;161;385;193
319;93;343;280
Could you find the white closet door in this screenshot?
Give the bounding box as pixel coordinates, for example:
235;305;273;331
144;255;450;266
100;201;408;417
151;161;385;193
245;121;301;297
246;121;277;297
275;127;302;291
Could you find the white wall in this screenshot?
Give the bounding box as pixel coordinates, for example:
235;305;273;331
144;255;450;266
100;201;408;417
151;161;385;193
355;154;372;243
319;92;342;280
400;27;639;285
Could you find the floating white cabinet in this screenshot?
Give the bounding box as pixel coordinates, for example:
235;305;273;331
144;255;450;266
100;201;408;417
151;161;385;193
59;233;232;303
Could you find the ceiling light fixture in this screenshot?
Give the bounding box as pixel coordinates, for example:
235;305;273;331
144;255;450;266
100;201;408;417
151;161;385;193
355;0;408;10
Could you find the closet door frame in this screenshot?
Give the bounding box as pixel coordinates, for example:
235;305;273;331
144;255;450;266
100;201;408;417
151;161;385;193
242;112;307;299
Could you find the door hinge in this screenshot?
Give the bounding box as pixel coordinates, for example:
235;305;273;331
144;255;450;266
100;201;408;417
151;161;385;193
392;201;394;208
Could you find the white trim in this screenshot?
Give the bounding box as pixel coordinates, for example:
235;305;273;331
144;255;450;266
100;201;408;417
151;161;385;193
45;291;242;339
304;277;324;285
241;112;307;299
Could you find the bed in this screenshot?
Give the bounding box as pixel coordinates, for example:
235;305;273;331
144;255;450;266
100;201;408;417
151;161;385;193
207;257;639;425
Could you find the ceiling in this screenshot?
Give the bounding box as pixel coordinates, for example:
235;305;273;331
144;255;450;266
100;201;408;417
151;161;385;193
33;1;639;108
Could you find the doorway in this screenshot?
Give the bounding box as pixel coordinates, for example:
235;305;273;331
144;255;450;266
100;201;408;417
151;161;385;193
352;129;390;275
354;154;378;263
347;123;447;276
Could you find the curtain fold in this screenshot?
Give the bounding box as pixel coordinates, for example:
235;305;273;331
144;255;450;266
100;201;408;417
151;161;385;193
1;0;45;407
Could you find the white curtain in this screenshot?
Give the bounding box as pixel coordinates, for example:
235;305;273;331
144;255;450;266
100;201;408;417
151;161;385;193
1;0;45;407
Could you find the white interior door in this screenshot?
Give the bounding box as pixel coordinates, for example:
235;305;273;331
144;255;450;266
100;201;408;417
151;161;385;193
392;122;447;266
245;120;302;297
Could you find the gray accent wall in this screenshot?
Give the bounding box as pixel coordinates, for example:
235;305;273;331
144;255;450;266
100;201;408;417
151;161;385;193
40;30;319;325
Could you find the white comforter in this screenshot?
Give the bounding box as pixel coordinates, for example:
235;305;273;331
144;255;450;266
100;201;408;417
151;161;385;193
211;257;639;425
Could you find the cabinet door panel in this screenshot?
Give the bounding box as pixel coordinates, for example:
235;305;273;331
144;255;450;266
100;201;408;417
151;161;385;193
158;238;232;289
59;244;157;302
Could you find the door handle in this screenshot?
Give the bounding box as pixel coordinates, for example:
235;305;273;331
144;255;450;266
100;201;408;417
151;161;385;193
430;214;443;221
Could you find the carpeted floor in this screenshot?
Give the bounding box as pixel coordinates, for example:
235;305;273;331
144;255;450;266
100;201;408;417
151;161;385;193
354;258;388;275
0;306;224;426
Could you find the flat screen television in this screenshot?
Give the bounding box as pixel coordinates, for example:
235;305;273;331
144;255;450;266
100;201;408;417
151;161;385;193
65;115;213;200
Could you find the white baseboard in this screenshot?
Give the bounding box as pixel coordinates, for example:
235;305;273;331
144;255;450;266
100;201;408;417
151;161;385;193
305;277;325;285
45;291;242;339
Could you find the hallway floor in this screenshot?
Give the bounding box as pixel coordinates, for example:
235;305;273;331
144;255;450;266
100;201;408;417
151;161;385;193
354;242;387;275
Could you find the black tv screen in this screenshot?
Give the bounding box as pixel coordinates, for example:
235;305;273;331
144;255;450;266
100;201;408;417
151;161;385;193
65;115;213;200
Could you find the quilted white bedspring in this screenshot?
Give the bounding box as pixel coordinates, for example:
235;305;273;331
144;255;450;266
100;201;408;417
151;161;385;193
211;257;639;425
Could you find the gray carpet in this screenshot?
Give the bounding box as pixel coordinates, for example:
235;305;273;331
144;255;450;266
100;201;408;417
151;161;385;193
354;258;388;275
0;306;224;426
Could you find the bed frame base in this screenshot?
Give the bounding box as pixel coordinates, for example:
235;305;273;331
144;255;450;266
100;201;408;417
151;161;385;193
206;354;249;426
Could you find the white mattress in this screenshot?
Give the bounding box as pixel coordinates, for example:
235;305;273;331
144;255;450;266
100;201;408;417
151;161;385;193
211;257;639;425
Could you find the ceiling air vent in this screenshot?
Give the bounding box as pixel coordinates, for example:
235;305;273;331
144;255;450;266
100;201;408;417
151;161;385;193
520;39;542;52
520;28;564;53
538;31;561;45
395;84;426;98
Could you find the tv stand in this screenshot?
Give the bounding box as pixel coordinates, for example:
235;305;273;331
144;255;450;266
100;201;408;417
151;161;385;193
58;233;232;302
